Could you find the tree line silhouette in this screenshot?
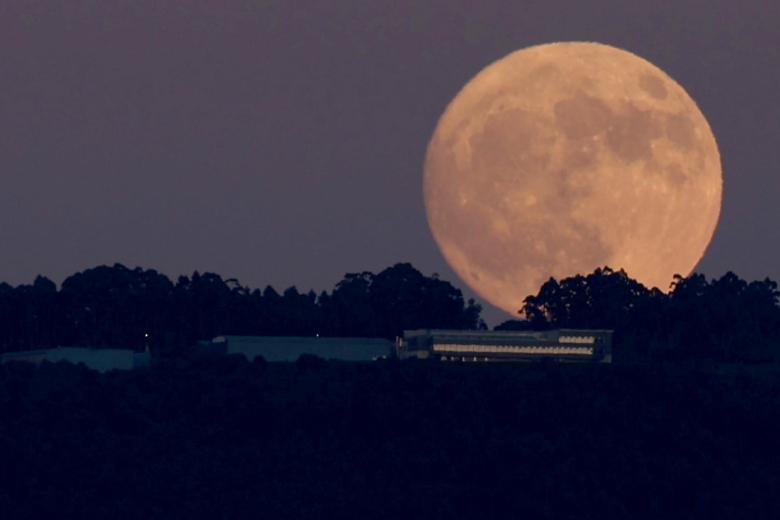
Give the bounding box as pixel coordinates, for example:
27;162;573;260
0;262;484;354
499;267;780;363
2;262;779;363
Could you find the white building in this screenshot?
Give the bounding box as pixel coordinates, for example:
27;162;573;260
396;329;613;363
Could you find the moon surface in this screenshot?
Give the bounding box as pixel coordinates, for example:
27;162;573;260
424;42;722;317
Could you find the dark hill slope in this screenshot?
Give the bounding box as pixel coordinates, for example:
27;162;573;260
1;359;779;519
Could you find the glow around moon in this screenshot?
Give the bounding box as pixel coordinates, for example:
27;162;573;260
424;42;722;317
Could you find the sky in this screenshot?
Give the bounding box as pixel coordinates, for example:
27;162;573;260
1;0;778;324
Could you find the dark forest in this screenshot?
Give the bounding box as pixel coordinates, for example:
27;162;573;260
0;262;483;355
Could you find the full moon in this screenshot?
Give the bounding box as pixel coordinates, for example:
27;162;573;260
424;42;722;317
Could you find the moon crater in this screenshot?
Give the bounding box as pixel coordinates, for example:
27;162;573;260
424;42;722;316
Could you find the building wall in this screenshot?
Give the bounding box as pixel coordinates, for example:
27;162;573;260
211;336;393;362
398;329;613;363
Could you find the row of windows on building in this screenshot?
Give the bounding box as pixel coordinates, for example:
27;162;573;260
431;343;595;356
558;336;596;344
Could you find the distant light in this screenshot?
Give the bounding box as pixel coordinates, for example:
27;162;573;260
316;333;320;338
144;333;149;338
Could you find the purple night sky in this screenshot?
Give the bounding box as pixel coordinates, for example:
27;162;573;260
1;1;778;324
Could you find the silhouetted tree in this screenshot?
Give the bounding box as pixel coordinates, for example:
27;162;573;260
58;264;174;349
0;262;484;354
517;267;780;362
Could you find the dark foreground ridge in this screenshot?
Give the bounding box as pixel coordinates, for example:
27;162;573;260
2;358;779;518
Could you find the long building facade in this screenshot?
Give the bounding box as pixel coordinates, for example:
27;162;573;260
396;329;613;363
